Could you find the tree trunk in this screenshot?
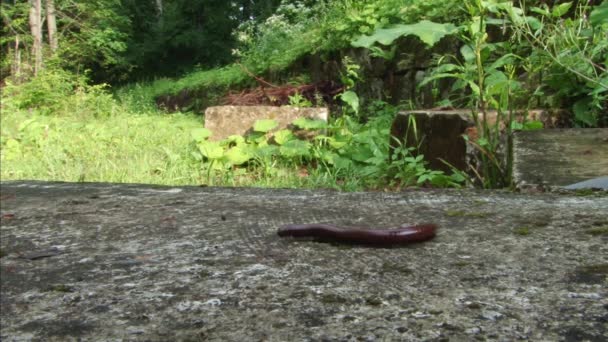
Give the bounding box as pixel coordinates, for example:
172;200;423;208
12;35;22;83
46;0;58;52
155;0;163;16
29;0;42;75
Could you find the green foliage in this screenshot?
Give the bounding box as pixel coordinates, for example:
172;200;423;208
2;68;117;118
253;119;279;133
0;106;203;184
288;92;312;107
59;0;131;78
512;1;608;127
117;0;467;109
188;102;464;189
410;0;607;187
233;0;321;75
319;0;462;50
351;20;457;48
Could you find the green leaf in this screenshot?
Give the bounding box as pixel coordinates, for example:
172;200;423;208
327;136;348;149
460;45;475;62
523;121;544;130
573;98;598;127
420;72;463;88
279;140;311;158
273;129;294;145
488;54;519;70
351;20;457;48
191;128;212;142
485;70;509;96
434;63;462;73
477;137;489;147
369;45;397;60
351;149;374;162
552;2;572;17
338;90;360;114
198;141;224;160
255;145;279;158
525;16;543;30
590;1;608;27
468;81;481;96
225;145;252;165
292;117;328;130
334;156;353;170
224;135;246;146
511;121;524;130
253;119;278;133
530;6;550;17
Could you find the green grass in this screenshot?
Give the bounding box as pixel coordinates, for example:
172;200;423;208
1;110;206;185
0;107;362;189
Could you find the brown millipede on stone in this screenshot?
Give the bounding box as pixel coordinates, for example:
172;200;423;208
277;223;437;245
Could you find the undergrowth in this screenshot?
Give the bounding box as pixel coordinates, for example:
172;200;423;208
115;0;465;110
1;72;463;189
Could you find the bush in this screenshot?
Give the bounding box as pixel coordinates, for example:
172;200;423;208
2;68;119;118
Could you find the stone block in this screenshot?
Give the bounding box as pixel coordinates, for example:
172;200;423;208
513;128;608;189
204;105;328;141
390;109;572;174
390;110;472;173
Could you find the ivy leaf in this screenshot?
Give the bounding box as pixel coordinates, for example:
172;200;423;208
352;20;457;48
191;128;212;142
253;119;278;133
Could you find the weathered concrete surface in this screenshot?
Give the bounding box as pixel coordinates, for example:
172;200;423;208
513;128;608;190
204;106;328;141
1;181;607;341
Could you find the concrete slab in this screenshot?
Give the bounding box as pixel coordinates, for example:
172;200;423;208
1;182;607;341
204;106;328;141
513;128;608;189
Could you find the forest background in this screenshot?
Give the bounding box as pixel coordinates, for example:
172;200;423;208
1;0;606;189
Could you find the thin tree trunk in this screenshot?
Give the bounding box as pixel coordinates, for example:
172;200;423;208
29;0;42;75
46;0;58;52
155;0;163;28
155;0;163;16
13;35;22;82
